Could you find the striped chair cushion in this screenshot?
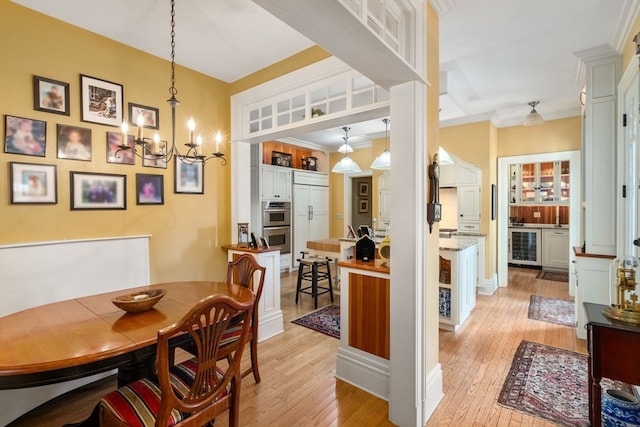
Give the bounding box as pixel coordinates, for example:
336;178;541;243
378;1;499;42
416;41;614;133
100;359;229;427
220;322;252;348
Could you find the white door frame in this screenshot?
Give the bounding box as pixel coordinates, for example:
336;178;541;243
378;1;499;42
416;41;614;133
497;151;581;292
343;170;373;229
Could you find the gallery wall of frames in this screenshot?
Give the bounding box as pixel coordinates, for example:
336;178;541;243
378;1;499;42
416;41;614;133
0;1;232;283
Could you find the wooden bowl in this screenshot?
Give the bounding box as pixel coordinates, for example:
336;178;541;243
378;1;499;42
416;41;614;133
112;289;166;313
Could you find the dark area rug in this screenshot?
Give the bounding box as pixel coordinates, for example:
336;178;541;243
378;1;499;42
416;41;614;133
536;270;569;282
291;305;340;339
528;295;576;327
499;340;631;426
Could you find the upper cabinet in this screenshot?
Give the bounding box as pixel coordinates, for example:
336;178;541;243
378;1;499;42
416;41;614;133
510;161;569;205
261;165;292;201
439;163;481;188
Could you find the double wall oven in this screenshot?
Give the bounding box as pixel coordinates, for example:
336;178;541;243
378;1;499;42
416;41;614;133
262;201;291;254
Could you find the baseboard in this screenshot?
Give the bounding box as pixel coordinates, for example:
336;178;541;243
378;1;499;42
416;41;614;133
336;347;390;400
422;363;444;425
477;273;498;295
258;310;284;342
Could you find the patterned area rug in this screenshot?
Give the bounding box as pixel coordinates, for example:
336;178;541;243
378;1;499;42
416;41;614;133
291;305;340;339
499;340;631;426
528;295;576;327
536;270;569;282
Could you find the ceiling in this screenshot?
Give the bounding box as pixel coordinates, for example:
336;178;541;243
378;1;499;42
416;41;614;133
12;0;637;148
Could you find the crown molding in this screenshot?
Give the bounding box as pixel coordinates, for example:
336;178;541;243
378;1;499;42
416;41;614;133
428;0;456;16
611;0;640;53
571;44;620;85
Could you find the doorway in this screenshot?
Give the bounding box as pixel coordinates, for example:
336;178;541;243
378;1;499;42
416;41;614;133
352;176;373;229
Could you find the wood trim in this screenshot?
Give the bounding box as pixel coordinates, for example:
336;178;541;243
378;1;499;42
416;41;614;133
338;259;390;274
348;273;390;359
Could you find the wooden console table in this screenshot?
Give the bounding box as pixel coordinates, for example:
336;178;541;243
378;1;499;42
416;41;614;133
584;302;640;427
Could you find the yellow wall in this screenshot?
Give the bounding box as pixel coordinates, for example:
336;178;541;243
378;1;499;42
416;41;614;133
0;2;232;282
497;116;582;157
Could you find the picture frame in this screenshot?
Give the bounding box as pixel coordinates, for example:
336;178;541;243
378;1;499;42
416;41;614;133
70;172;126;210
128;103;159;130
136;173;164;205
143;145;167;169
271;151;292;167
107;131;135;165
4;115;46;157
80;75;123;127
57;125;92;161
359;182;369;196
33;76;70;116
10;162;57;204
359;198;369;213
175;157;204;194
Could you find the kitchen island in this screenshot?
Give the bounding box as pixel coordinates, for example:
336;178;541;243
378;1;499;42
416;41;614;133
439;238;477;331
336;258;390;400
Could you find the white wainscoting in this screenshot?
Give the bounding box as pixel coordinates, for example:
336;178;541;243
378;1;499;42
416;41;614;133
0;235;150;425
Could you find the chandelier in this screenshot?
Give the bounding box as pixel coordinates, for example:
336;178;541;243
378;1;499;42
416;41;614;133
117;0;226;165
332;127;362;173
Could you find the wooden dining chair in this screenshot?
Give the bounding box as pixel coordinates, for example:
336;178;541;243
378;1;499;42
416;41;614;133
223;254;266;383
98;293;254;427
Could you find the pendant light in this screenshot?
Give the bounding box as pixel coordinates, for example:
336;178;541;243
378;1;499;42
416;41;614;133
370;118;391;170
522;101;544;126
332;127;361;173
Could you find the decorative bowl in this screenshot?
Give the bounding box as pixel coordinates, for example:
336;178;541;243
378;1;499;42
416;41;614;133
112;289;166;313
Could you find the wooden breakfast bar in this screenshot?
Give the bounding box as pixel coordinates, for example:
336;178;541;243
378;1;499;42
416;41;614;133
335;258;390;400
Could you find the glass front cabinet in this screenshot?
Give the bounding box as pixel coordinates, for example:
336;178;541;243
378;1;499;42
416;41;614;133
509;161;569;205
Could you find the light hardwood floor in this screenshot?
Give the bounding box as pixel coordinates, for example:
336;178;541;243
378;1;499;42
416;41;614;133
9;267;583;426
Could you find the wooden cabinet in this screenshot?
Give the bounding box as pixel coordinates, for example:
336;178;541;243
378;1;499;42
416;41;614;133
261;165;291;201
510;161;570;205
542;229;570;270
292;173;329;267
457;185;481;231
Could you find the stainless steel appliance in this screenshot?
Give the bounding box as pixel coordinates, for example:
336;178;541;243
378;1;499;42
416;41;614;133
508;227;541;266
262;201;291;254
262;201;291;227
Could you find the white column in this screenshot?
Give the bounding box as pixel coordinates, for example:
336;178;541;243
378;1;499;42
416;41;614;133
231;141;252;241
389;80;440;426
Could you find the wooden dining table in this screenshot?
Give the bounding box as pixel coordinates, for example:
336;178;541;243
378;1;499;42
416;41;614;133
0;281;254;390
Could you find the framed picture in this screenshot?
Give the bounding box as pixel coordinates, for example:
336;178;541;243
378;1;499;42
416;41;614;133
359;182;369;196
70;172;126;210
33;76;70;116
107;131;135;165
271;151;292;167
143;145;167;169
10;162;57;204
128;103;159;130
57;125;92;161
359;198;369;213
136;173;164;205
4;115;46;157
175;157;204;194
80;75;123;127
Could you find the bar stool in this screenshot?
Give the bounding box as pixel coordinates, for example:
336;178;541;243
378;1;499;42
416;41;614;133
295;252;334;309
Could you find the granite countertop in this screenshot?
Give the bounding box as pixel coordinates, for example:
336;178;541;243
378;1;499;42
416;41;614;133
439;238;477;251
508;224;569;230
338;237;384;244
451;231;486;237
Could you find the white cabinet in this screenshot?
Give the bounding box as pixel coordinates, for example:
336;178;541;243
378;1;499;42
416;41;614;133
575;255;615;339
261;165;291;201
439;163;480;188
542;229;570;270
511;161;570;205
440;164;457;187
292;172;329;267
457;185;481;231
439;243;477;331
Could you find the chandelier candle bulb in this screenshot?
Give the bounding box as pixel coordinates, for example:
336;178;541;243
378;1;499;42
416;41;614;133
196;134;203;156
136;113;145;140
153;133;161;155
188;117;195;144
120;122;129;146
